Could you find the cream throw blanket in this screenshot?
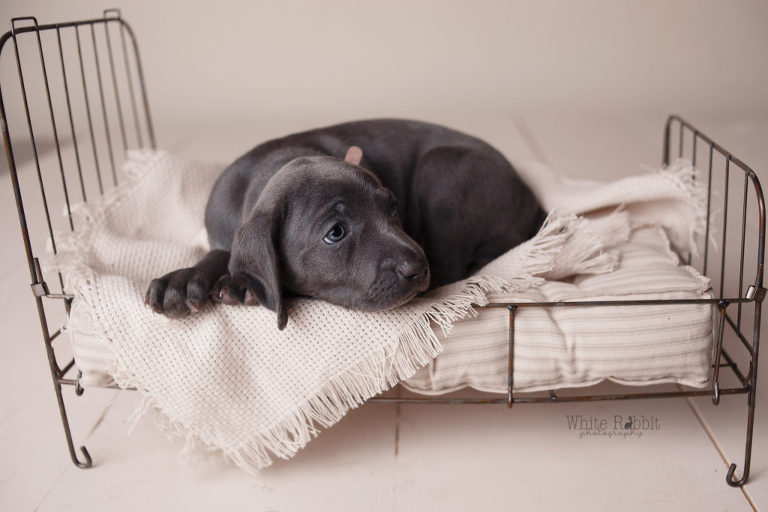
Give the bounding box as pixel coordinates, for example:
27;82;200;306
52;150;704;473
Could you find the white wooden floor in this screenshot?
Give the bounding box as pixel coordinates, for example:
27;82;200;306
1;114;766;511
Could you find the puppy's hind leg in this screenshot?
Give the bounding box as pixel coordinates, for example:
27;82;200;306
145;249;230;317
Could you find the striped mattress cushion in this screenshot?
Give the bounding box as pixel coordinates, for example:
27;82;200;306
403;226;714;394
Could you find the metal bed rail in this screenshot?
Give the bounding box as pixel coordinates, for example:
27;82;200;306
0;11;763;488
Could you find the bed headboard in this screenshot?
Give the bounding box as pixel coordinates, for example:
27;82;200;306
0;9;155;300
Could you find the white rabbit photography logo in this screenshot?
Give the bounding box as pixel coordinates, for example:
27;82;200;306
565;414;662;439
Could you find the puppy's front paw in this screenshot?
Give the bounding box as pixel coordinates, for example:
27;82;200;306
145;267;215;317
212;272;260;306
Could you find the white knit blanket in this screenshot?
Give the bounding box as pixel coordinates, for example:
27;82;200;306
51;150;704;474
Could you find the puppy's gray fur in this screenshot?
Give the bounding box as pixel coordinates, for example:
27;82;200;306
146;119;545;329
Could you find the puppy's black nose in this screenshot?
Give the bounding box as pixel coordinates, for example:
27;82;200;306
396;258;427;281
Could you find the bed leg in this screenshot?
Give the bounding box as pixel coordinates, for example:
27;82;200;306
726;386;756;487
726;299;761;487
52;378;93;469
36;295;93;469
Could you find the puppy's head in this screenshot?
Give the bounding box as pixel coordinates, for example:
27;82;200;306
229;146;430;330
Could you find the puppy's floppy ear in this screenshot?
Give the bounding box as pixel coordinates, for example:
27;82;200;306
344;146;363;166
229;208;288;330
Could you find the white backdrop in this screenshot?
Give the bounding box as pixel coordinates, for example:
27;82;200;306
0;0;766;130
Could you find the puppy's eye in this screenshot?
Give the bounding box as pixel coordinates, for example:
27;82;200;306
323;224;346;244
390;202;399;217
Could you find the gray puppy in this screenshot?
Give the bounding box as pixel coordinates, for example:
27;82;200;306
146;119;545;329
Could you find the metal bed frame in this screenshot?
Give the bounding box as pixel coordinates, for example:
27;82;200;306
0;11;763;488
